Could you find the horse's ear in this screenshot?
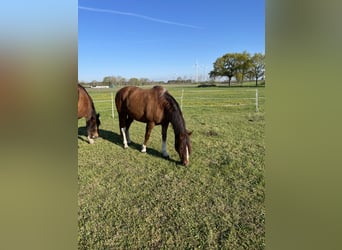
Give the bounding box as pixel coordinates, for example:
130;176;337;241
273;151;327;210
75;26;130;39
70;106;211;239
97;113;100;118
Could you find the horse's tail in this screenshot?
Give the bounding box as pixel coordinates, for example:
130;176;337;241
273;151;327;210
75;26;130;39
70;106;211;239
115;89;123;113
115;86;135;113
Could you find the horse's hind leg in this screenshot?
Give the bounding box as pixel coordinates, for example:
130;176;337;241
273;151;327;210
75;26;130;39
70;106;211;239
125;117;134;144
118;113;129;148
142;122;155;153
120;127;129;148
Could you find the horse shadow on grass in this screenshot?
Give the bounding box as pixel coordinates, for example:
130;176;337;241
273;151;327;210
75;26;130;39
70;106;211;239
125;140;179;165
78;126;122;146
78;127;179;165
77;127;89;143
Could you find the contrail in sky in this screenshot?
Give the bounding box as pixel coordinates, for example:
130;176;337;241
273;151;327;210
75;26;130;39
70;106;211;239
79;6;202;29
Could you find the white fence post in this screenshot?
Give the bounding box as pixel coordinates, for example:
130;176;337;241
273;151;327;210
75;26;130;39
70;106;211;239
111;92;115;119
180;89;184;111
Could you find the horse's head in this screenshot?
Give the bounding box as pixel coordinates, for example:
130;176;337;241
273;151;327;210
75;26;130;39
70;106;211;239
87;113;101;143
95;113;101;135
175;130;192;166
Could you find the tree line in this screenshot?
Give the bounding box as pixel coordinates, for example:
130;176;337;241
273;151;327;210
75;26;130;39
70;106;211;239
79;77;165;88
79;77;194;88
79;51;265;87
209;51;265;86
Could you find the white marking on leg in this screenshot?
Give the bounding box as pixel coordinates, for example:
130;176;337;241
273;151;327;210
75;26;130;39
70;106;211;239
141;144;147;153
88;136;94;144
121;127;128;148
162;140;169;158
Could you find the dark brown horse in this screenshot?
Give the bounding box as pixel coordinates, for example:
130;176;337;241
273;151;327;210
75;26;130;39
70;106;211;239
78;84;100;144
115;85;192;166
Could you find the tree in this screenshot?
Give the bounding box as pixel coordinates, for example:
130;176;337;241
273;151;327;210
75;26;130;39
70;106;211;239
91;80;97;87
103;76;116;87
103;75;127;86
234;51;252;83
250;53;265;86
139;78;149;86
235;72;243;83
116;76;126;86
209;51;265;86
209;54;237;86
128;77;139;85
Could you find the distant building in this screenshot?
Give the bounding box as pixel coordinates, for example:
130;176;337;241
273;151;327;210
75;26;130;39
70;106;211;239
91;85;109;89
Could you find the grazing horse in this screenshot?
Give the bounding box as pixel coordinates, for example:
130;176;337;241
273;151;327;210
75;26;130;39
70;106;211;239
115;85;192;166
78;84;101;144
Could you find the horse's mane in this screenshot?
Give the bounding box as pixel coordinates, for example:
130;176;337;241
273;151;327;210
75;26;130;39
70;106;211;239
161;90;186;136
78;84;97;116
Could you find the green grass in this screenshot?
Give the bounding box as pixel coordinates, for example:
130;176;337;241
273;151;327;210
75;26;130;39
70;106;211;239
78;85;265;249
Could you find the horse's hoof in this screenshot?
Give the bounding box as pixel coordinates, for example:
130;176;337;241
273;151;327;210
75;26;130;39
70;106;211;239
123;144;128;149
87;136;95;144
162;154;169;159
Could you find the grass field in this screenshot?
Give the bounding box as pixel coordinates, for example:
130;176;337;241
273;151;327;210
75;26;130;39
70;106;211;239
78;85;265;249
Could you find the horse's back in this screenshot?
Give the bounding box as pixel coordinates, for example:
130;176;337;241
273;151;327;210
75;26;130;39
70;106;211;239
115;85;166;123
115;85;156;109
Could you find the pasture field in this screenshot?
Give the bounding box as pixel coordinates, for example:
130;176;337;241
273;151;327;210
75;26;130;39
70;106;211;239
78;85;265;249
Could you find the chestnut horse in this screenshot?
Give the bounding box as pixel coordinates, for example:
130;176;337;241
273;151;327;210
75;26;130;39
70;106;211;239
115;85;192;166
78;84;100;144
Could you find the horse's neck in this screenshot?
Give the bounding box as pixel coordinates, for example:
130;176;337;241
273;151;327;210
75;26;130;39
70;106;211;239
86;101;97;120
88;98;97;118
167;108;186;136
163;93;186;136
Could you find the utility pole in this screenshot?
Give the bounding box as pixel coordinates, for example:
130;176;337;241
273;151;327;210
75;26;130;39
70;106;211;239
195;60;199;82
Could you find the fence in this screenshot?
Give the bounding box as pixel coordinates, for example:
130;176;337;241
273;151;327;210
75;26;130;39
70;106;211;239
92;92;115;119
179;88;263;113
92;88;264;119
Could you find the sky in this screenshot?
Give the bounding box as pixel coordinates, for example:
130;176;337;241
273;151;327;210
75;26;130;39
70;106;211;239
78;0;264;82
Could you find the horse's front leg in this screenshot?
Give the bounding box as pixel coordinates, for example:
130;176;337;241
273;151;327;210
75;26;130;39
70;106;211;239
161;122;169;158
86;119;95;144
142;122;155;153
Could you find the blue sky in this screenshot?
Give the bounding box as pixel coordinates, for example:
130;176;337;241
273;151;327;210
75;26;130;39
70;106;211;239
78;0;264;82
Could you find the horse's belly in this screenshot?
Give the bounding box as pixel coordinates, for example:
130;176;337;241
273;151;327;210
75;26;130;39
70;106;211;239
128;111;163;124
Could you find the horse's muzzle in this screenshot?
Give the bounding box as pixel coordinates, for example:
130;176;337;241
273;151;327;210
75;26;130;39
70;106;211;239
87;135;99;144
